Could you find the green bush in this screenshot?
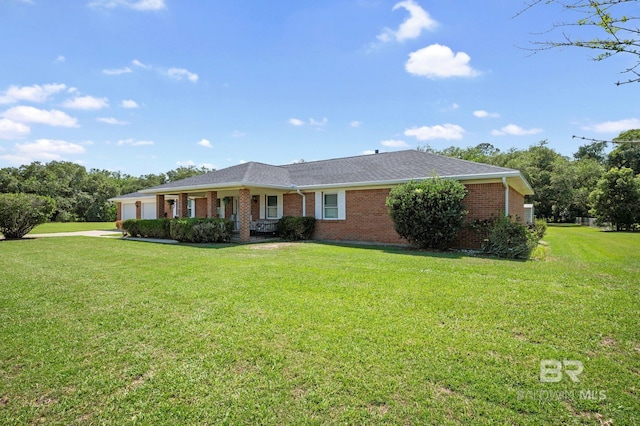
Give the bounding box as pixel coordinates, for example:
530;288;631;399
529;218;547;240
482;215;539;259
122;219;171;239
169;218;234;243
0;193;56;239
277;216;316;241
386;177;468;249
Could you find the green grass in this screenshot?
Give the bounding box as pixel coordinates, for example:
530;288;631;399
29;222;117;234
0;226;638;424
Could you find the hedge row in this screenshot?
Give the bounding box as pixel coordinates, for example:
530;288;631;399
276;216;316;241
122;218;233;243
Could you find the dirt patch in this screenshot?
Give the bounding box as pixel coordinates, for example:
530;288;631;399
600;336;616;347
249;242;297;250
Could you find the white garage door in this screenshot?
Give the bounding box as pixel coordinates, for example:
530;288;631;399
122;203;136;220
142;202;156;220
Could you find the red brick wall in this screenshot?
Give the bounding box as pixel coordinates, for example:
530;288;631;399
509;187;525;222
195;198;207;218
283;192;315;217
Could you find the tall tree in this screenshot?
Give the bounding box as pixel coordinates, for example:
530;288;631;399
607;129;640;173
589;167;640;230
519;0;640;85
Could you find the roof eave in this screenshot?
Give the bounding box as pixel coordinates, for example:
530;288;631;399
139;181;293;194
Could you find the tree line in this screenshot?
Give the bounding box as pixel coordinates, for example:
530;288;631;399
420;129;640;229
0;163;212;222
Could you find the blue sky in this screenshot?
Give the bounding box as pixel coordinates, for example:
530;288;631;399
0;0;638;175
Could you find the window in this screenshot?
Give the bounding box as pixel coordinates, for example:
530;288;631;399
266;195;278;219
323;193;338;219
187;199;194;217
216;198;222;218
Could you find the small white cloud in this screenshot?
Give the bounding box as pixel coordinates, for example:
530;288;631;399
238;160;248;164
55;55;66;63
121;99;139;109
406;44;479;79
103;67;132;75
132;59;150;69
362;150;377;155
309;117;328;126
198;138;212;148
117;138;154;146
62;95;109;110
166;68;198;83
404;123;465;140
491;124;543;136
582;118;640;133
289;118;305;126
2;106;78;127
0;118;31;139
381;139;409;147
289;117;327;127
350;121;362;128
377;0;438;43
88;0;166;11
97;117;129;125
0;83;67;104
0;139;85;164
231;130;246;138
176;160;195;167
473;110;500;118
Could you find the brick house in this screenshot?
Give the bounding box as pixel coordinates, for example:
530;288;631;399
111;149;533;247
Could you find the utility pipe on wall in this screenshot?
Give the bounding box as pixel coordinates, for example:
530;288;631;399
296;188;306;216
502;176;509;216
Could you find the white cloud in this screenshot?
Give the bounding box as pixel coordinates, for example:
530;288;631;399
491;124;543;136
350;121;362;128
362;150;377;155
88;0;166;11
381;139;409;147
404;123;465;140
2;106;78;127
582;118;640;133
117;138;154;146
474;110;500;118
0;119;30;139
0;139;85;164
197;138;212;148
289;117;328;127
132;59;150;69
97;117;129;125
406;44;479;79
377;0;438;42
176;160;215;169
62;95;109;110
231;130;246;138
103;67;132;75
55;55;66;63
166;68;198;83
0;83;67;104
121;99;139;109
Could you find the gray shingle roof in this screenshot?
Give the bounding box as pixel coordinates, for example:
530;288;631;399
137;149;528;194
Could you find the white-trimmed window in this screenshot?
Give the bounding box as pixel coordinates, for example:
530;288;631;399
323;193;339;219
266;195;278;219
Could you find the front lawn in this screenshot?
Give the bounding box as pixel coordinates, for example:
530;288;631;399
29;222;117;234
0;226;637;424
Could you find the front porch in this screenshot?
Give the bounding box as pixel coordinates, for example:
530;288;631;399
153;188;290;243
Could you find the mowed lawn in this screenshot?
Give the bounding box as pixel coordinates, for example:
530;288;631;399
0;226;638;424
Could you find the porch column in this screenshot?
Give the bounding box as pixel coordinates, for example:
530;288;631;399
207;190;218;218
179;193;189;218
155;194;165;219
116;202;122;221
238;188;251;243
135;201;141;219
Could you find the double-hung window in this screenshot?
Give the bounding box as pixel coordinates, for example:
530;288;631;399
323;193;339;219
266;195;278;219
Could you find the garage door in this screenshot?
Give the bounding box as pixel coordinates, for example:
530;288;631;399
142;202;156;220
122;203;136;220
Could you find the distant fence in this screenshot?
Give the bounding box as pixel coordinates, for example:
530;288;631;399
575;217;600;227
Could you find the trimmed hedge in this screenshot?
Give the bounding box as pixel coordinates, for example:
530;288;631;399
122;219;171;239
277;216;316;241
482;214;539;259
169;218;234;243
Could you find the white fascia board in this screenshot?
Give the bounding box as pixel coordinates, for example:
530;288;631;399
296;171;525;191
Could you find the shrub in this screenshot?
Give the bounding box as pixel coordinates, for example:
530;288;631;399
277;216;316;241
386;177;468;249
169;218;233;243
482;214;539;259
0;193;56;239
122;219;171;239
529;218;547;240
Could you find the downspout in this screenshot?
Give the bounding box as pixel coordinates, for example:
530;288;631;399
296;188;306;216
502;176;509;217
